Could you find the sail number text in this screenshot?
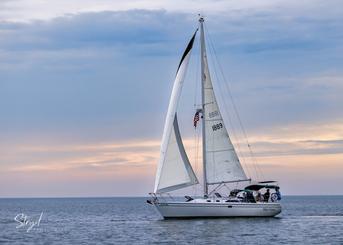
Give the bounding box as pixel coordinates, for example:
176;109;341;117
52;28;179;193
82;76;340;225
209;111;219;118
212;123;223;131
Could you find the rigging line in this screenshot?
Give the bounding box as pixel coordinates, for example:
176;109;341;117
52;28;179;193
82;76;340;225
193;126;197;193
192;38;201;196
207;39;251;179
196;36;202;195
210;32;260;181
193;121;201;195
197;128;201;194
204;28;246;163
204;24;252;179
193;131;198;196
208;183;223;196
222;184;231;197
204;22;265;181
208;39;261;182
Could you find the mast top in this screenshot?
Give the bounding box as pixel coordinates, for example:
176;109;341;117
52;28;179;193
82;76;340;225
198;14;204;23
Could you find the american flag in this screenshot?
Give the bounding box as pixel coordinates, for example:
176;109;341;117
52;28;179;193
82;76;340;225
193;109;202;128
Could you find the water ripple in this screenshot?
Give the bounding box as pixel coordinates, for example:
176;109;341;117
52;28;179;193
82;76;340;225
0;196;342;244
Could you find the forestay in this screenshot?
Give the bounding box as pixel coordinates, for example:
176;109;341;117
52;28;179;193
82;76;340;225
154;31;199;193
200;28;248;185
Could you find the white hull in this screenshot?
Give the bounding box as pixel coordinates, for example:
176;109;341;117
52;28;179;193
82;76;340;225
153;201;281;219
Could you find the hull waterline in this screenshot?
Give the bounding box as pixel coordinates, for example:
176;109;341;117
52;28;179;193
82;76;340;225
153;201;281;219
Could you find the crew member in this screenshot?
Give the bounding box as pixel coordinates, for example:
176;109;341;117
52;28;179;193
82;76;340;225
275;187;282;201
263;189;270;202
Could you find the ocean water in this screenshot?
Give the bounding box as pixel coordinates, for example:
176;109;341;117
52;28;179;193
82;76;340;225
0;196;342;244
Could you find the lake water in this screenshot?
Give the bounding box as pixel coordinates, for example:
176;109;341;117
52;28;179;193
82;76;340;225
0;196;342;244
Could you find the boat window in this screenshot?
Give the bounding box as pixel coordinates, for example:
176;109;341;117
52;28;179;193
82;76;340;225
206;200;211;202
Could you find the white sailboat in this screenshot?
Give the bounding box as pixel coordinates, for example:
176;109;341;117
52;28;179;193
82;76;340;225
147;17;282;219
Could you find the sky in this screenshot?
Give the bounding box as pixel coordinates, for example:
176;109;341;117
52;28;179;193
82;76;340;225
0;0;342;197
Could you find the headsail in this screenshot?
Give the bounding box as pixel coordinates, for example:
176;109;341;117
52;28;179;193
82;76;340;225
200;19;248;186
154;31;199;193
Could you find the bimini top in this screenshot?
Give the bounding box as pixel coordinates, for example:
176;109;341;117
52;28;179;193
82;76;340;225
245;184;279;191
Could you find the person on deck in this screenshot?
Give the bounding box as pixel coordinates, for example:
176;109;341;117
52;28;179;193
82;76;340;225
256;191;262;202
246;191;256;203
275;187;282;201
263;189;270;202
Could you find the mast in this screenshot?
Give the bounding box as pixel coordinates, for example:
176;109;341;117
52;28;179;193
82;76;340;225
199;16;208;197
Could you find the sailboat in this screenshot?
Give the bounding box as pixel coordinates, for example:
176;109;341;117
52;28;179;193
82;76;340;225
147;17;282;219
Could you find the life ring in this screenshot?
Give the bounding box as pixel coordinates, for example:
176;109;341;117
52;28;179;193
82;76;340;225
271;193;278;202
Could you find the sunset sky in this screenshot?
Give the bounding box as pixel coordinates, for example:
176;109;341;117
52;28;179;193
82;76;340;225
1;0;342;197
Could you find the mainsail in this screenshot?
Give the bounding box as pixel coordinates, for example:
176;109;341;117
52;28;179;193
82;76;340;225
199;19;248;186
154;31;199;193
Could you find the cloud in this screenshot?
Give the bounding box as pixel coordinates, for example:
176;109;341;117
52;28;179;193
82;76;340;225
1;120;343;196
0;140;161;171
0;10;192;53
231;120;343;158
0;9;342;141
248;139;343;157
1;0;343;23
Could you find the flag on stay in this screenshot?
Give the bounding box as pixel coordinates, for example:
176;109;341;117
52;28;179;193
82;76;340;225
193;109;202;128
